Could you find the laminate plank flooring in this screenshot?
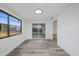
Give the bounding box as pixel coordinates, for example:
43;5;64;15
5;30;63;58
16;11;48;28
8;39;70;56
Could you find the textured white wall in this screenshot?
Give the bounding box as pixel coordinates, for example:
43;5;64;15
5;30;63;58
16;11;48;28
57;4;79;56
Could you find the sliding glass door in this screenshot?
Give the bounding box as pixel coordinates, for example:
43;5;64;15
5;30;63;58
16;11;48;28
32;23;45;39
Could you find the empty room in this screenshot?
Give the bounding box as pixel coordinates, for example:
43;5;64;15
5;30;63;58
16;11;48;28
0;3;79;56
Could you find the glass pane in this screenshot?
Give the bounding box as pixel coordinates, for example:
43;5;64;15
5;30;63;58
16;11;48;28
9;16;21;35
39;24;45;38
0;12;8;38
32;24;39;38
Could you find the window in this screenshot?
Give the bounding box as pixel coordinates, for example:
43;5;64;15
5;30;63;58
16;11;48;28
9;16;21;36
0;12;8;38
0;10;22;39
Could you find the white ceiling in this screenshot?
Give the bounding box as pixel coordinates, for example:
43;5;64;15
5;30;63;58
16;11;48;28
4;3;71;20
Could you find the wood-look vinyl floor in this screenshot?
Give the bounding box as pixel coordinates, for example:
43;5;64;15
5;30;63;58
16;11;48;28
8;39;70;56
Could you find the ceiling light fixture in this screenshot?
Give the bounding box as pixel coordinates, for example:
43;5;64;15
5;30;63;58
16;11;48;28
34;9;43;14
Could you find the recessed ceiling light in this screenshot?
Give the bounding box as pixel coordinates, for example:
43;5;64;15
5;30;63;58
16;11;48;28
34;9;43;14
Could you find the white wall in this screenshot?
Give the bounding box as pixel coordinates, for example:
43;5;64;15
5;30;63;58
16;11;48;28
0;5;28;56
26;19;53;39
57;4;79;56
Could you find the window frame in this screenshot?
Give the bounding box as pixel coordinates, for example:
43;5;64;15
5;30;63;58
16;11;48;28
0;9;22;39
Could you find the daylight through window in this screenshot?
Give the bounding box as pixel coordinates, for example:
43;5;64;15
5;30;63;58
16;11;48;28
0;10;22;39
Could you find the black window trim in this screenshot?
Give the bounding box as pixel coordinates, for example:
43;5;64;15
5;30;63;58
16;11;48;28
0;9;22;39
